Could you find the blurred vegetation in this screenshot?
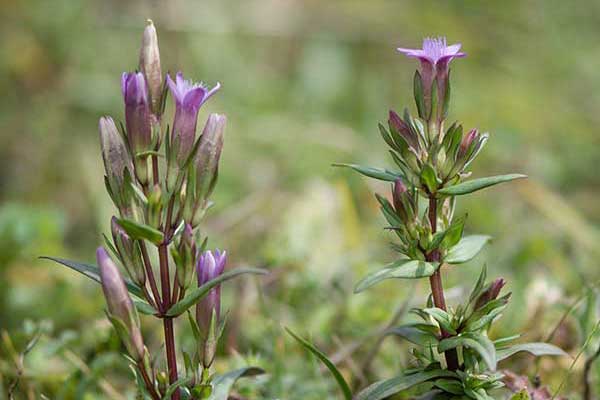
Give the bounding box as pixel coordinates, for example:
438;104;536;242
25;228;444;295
1;0;600;398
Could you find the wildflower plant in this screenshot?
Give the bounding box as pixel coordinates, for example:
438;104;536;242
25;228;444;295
289;38;568;400
43;21;266;399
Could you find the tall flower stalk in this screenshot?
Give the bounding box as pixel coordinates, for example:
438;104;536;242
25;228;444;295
44;20;265;400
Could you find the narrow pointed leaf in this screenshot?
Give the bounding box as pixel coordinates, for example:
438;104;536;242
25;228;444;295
116;218;164;245
438;174;527;196
355;370;456;400
386;325;439;346
286;328;352;400
496;342;568;362
355;260;437;293
439;333;496;371
207;367;264;400
40;256;143;298
332;163;402;182
445;235;491;264
166;267;267;316
134;300;157;315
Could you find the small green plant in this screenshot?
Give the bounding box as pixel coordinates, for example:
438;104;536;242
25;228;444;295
289;37;567;400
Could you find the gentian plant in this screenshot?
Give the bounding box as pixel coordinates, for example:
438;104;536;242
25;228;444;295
289;37;568;400
43;21;266;399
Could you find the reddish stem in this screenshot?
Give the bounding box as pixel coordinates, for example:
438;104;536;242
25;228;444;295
427;197;459;371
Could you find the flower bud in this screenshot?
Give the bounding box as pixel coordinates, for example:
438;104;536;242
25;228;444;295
457;128;479;160
193;114;225;200
392;178;415;224
111;217;145;286
171;223;197;290
99;116;135;216
474;278;506;310
195;250;227;337
388;110;419;151
139;20;163;116
122;72;155;185
97;247;145;360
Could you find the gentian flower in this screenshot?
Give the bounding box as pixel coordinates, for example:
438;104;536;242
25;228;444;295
97;247;145;361
397;37;465;120
167;72;220;166
195;249;227;336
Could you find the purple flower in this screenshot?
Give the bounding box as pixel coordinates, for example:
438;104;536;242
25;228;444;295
397;37;465;120
398;37;465;68
97;247;145;360
121;72;153;155
195;249;227;336
167;72;220;165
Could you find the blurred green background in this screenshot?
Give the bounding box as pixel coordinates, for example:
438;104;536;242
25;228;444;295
2;0;600;398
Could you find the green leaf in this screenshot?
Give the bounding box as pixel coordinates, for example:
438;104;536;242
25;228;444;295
496;342;568;362
134;300;156;315
163;376;194;399
386;324;439;346
434;379;463;395
440;215;466;250
332;163;402;182
422;308;457;335
414;70;426;119
438;174;527;196
40;256;143;298
420;164;438;193
166;267;267;316
286;328;352;400
354;260;438;293
116;218;164;245
438;333;496;371
207;367;265;400
354;370;456;400
445;235;491;264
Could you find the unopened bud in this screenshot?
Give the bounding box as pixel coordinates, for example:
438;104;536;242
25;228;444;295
388;110;419;151
99;116;135;216
458;129;479;160
146;184;163;229
111;217;145;286
474;278;506;310
97;247;145;360
196;250;227;337
122;72;154;185
392;178;415;224
183;114;226;224
139;20;163;116
171;223;197;290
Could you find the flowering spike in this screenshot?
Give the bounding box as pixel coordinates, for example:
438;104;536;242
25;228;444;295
97;247;145;360
139;20;163;116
